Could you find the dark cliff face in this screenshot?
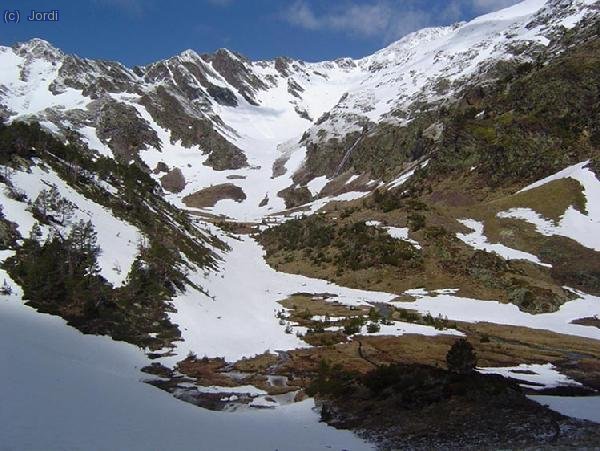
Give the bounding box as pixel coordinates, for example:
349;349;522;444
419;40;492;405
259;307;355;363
142;54;239;106
201;49;269;106
94;99;161;163
139;85;247;171
2;41;255;171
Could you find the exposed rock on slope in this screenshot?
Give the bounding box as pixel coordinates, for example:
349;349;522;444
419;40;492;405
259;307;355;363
2;0;596;220
183;183;246;208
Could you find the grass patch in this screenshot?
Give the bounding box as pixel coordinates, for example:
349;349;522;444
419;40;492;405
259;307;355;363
488;178;587;223
182;183;246;208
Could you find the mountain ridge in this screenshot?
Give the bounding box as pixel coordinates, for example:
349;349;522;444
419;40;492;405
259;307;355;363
0;0;598;224
1;1;600;448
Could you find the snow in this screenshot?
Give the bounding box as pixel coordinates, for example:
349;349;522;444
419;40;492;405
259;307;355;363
301;190;370;215
165;231;399;364
307;0;559;143
1;0;593;225
1;2;599;444
401;289;600;340
498;162;600;251
0;44;90;117
79;125;114;158
1;163;141;286
310;315;348;322
470;0;547;24
358;321;463;337
529;395;600;423
306;175;329;196
388;160;429;189
456;218;550;267
126;94;315;222
0;283;372;451
385;226;422;249
346;174;360;184
0;184;38;236
478;363;581;388
195;385;267;396
365;221;422;249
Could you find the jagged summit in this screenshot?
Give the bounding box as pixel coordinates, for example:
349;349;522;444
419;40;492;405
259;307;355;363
12;37;63;60
1;2;600;448
0;0;597;221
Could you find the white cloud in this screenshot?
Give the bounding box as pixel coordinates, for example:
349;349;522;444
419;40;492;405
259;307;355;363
284;0;433;41
283;0;523;42
325;3;394;37
286;0;321;30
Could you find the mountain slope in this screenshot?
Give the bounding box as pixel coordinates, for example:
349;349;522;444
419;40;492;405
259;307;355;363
0;121;223;350
0;0;597;221
1;1;600;448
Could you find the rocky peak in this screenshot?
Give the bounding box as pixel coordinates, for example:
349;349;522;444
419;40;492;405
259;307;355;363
200;48;268;105
14;38;63;62
178;49;201;61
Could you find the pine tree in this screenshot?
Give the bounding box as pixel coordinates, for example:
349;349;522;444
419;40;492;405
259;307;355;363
33;186;75;224
33;189;50;217
29;223;42;242
67;220;101;278
446;339;477;374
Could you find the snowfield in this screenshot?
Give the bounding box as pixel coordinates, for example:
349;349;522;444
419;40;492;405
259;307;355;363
366;220;422;249
402;288;600;340
479;363;581;388
0;278;372;451
2;0;596;223
1;0;599;444
165;229;462;364
1;162;141;286
166;223;600;365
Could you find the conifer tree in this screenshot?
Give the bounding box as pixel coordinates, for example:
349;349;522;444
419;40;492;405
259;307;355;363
446;339;477;374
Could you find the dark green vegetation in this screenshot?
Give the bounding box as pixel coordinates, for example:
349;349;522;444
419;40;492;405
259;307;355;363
425;41;600;188
446;338;477;374
261;209;573;313
308;357;600;449
0;120;222;349
257;23;600;447
261;215;421;273
302;114;434;180
309;339;480;398
278;293;457;347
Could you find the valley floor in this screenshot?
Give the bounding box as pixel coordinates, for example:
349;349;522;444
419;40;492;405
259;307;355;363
2;199;600;450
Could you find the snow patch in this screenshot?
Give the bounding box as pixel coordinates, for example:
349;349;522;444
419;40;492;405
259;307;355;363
499;162;600;251
479;363;581;388
402;288;600;340
456;218;550;267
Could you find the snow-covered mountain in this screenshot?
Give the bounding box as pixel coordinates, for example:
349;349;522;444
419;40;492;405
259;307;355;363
2;0;600;448
0;0;597;221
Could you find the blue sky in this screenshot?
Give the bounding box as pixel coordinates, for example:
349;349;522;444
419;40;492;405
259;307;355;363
1;0;520;66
